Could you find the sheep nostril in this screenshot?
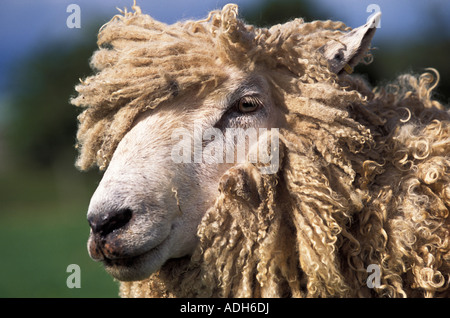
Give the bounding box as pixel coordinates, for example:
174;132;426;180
88;208;133;237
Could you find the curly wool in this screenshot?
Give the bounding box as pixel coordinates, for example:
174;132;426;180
72;4;450;297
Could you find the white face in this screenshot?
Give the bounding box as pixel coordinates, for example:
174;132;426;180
86;73;283;281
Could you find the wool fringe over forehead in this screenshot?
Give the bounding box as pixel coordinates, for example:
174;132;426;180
72;4;450;297
71;3;349;170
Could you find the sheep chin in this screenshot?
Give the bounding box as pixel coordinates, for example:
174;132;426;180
103;239;170;282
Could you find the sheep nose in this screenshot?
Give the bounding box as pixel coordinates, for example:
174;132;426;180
88;208;133;237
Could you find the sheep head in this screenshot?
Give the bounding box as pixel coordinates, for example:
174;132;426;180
72;3;450;297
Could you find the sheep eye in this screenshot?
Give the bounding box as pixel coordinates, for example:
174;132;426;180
236;96;261;113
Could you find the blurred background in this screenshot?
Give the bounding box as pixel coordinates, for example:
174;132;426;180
0;0;449;297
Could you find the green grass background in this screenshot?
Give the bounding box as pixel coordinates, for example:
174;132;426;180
0;164;119;297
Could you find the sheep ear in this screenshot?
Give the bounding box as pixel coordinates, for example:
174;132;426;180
319;12;381;74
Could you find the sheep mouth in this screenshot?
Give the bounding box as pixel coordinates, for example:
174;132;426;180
88;233;169;281
102;251;145;267
103;251;145;271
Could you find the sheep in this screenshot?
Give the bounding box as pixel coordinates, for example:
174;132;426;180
71;3;450;297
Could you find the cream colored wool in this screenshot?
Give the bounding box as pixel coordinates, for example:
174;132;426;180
72;4;450;297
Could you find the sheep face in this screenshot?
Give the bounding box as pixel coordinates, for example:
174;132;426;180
86;71;283;281
76;4;380;285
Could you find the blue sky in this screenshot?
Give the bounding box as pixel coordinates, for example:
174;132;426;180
0;0;449;102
